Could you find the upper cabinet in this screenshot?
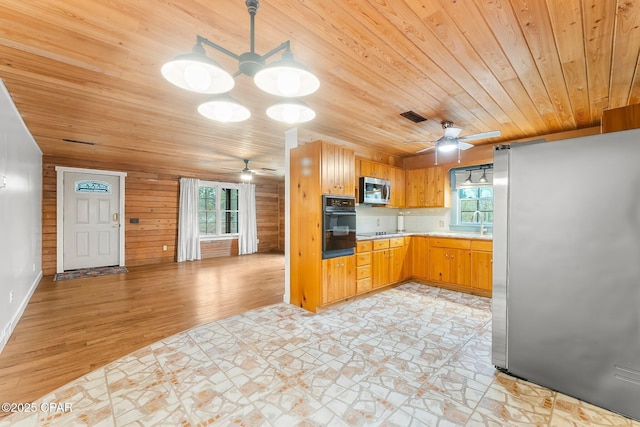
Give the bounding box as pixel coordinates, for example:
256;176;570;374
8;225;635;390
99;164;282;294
357;159;404;207
360;159;390;179
389;167;405;208
405;166;450;208
321;142;355;196
602;104;640;133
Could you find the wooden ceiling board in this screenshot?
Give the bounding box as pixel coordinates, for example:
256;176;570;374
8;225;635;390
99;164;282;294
1;0;639;174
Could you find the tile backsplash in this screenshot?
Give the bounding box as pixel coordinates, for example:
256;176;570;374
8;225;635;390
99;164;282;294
356;206;450;234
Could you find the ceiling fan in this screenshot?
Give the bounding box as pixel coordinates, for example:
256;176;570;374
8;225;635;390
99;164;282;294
415;121;501;163
239;159;254;181
220;159;282;180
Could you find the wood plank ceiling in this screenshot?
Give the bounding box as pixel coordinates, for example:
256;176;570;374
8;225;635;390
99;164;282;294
1;0;639;175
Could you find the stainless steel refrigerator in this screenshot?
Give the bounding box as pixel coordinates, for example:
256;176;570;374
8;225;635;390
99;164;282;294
492;129;640;421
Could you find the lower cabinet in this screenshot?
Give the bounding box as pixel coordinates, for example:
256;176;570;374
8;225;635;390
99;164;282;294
331;236;493;307
428;238;471;287
322;255;356;305
471;240;493;292
356;241;373;294
410;236;429;279
373;237;407;288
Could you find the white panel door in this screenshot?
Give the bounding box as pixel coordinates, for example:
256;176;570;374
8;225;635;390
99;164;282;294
63;172;121;270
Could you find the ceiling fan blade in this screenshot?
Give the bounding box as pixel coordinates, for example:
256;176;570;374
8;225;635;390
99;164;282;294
459;130;501;141
416;146;435;154
444;127;462;138
457;141;474;150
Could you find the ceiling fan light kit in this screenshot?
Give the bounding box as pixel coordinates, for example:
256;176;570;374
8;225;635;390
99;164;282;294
161;0;319;124
415;121;501;165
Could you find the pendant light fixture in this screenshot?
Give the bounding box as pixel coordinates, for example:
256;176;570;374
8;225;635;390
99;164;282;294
464;171;473;185
161;0;319;124
479;168;488;183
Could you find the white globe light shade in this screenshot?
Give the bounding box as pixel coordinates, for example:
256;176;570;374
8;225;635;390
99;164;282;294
161;52;234;94
198;97;251;123
254;54;319;97
266;100;316;124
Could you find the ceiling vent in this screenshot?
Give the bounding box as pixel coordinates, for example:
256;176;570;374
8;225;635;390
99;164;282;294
400;111;427;123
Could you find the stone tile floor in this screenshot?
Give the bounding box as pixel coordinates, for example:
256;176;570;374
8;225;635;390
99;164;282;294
3;283;637;426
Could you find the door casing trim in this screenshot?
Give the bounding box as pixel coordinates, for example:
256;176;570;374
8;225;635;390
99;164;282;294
55;166;127;273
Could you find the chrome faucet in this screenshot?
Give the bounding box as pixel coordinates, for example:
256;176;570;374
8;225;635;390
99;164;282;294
472;210;486;235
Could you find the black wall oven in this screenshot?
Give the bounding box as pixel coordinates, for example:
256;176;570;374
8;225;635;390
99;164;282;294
322;195;356;259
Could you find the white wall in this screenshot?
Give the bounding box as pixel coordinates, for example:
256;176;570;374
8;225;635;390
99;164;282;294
0;81;43;352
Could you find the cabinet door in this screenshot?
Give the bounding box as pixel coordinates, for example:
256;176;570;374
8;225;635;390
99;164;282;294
411;237;429;279
372;249;390;288
425;166;448;207
405;169;426;207
428;246;449;282
389;167;405;208
344;254;356;298
322;143;354;196
322;255;356;304
321;142;337;194
471;251;493;291
360;159;375;177
389;246;405;283
340;147;355;196
449;249;471;287
322;257;342;304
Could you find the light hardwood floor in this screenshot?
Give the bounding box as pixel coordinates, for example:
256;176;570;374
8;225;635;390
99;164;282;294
0;253;285;408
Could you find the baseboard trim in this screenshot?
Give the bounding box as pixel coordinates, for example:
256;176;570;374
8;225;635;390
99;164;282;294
0;270;42;353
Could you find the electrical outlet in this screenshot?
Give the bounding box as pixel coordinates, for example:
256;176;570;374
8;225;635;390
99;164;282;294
162;245;168;251
439;220;445;227
377;219;381;226
32;263;36;272
9;291;13;304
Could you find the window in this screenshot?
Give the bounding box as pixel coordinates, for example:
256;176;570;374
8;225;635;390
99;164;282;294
450;166;494;231
458;187;493;224
199;182;239;238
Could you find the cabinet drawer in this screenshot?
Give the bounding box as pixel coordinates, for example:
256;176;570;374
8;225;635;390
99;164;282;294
356;265;371;280
389;237;404;248
372;239;390;250
357;277;372;294
470;240;493;252
356;240;372;252
357;252;372;266
430;238;471;250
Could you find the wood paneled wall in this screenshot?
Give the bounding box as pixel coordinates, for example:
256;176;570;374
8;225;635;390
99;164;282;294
42;156;283;275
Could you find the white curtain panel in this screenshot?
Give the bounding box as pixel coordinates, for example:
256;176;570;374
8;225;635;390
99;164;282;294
238;183;258;255
177;177;201;262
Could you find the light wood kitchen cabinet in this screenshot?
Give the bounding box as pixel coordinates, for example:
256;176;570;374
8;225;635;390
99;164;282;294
471;240;493;292
389;167;405;207
405;168;426;207
359;159;390;179
601;104;640;133
290;140;356;312
405;167;450;208
356;240;373;294
428;238;471;287
322;255;356;305
410;236;429;279
372;237;408;289
425;167;449;207
372;239;390;289
321;142;355;196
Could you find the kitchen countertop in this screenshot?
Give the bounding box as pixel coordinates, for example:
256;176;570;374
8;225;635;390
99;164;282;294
356;231;493;241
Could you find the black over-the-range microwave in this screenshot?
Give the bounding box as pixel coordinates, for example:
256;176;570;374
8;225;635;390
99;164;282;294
359;176;391;205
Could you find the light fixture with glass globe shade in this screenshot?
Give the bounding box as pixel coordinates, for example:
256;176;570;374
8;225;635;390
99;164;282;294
161;0;319;124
